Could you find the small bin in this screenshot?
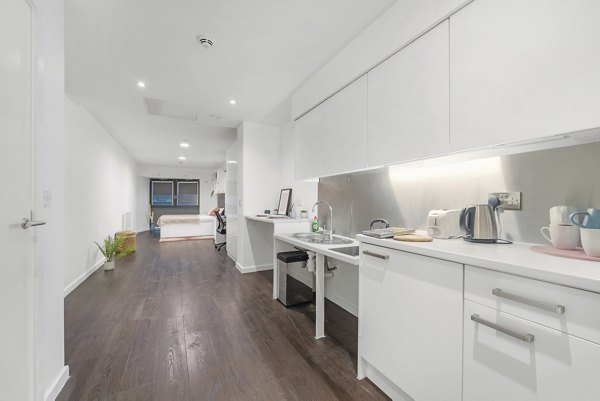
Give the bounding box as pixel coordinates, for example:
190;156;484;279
277;251;312;306
115;231;136;253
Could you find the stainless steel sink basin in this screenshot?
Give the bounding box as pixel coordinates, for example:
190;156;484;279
330;246;360;257
291;232;354;245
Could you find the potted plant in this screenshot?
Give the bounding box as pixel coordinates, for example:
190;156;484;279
94;235;127;271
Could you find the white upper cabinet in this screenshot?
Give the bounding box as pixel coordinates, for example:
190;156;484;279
450;0;600;151
294;104;324;181
368;21;450;166
321;75;368;177
295;75;368;180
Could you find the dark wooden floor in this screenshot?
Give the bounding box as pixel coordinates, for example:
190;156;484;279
57;232;389;401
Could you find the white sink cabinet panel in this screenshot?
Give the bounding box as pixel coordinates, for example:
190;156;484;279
464;300;600;401
450;0;600;151
367;21;450;166
359;243;463;401
294;103;324;181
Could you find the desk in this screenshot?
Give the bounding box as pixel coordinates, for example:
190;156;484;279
242;215;310;272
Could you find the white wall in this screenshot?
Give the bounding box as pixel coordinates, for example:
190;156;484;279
236;122;282;270
137;164;216;215
34;0;69;399
136;176;150;232
291;0;471;118
225;140;240;261
64;96;138;294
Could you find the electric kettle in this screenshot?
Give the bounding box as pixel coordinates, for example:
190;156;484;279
459;204;498;243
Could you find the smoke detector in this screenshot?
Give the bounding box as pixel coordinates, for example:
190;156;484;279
196;35;214;49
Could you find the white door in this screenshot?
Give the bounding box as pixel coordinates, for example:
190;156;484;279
464;300;600;401
450;0;600;151
359;244;463;401
321;75;368;177
368;21;450;166
0;0;36;400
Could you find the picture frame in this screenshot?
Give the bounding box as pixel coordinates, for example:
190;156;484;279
277;188;292;216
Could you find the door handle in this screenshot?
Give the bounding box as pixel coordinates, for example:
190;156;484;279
363;250;389;260
471;314;535;343
21;218;46;229
492;288;565;314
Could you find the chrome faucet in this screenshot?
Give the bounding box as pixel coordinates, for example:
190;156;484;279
312;201;333;241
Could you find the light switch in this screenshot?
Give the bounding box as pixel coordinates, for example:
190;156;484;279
43;190;52;207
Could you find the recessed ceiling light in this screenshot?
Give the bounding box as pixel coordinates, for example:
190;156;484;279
180;141;190;148
226;160;238;164
136;81;146;88
229;99;236;105
178;156;186;160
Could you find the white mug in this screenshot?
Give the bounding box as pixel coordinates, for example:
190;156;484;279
549;205;578;225
540;224;580;250
580;228;600;257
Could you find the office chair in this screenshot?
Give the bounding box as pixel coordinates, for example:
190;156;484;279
215;211;226;252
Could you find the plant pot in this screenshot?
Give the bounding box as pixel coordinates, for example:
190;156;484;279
104;260;115;271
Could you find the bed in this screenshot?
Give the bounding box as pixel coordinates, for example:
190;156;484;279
156;214;214;239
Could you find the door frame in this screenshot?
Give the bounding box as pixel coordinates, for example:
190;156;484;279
25;0;40;398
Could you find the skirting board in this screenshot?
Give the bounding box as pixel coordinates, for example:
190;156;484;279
63;257;106;297
324;291;358;317
361;360;411;401
43;365;69;401
235;262;273;274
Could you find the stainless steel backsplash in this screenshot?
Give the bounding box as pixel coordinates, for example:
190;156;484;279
318;143;600;244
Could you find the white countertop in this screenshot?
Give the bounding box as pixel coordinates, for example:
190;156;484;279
274;233;360;265
357;234;600;293
245;215;311;224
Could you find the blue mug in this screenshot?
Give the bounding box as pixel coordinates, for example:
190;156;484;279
570;208;600;229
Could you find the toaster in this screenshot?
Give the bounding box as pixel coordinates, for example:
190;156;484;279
427;209;462;239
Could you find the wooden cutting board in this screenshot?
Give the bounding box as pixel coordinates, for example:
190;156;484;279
394;234;433;242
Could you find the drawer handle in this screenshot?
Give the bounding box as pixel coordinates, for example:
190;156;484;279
471;314;535;343
363;250;389;260
492;288;565;315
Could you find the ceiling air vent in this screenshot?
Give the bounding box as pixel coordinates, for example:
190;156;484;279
196;35;214;49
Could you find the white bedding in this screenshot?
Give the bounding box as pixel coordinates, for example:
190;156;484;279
157;214;214;226
157;214;214;238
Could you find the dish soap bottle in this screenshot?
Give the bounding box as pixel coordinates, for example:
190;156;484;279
311;216;319;233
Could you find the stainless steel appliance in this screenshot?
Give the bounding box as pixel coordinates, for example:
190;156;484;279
459;204;498;243
427;209;462;239
277;251;312;306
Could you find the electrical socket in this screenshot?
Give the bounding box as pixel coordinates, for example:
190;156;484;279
489;192;522;210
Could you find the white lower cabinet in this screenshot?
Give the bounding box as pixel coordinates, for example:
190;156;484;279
359;244;463;401
464;300;600;401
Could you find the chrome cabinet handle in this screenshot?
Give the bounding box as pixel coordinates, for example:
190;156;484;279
471;314;535;343
363;250;389;260
492;288;565;314
21;218;46;229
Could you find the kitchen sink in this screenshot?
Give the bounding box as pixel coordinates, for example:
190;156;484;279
291;232;354;245
330;246;360;257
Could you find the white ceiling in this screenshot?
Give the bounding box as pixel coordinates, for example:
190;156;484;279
65;0;395;169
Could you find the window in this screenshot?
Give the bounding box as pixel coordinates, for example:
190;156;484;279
151;181;174;206
177;181;199;206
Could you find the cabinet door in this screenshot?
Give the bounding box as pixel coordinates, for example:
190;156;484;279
295;75;367;180
321;75;368;177
294;104;324;180
367;21;449;166
359;244;463;401
450;0;600;151
464;300;600;401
